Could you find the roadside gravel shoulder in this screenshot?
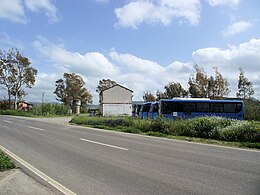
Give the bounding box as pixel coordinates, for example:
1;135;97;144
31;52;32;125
0;169;54;195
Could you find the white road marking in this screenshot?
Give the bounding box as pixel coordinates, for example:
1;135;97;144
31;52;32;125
80;138;129;151
3;120;13;124
26;126;45;131
0;145;77;195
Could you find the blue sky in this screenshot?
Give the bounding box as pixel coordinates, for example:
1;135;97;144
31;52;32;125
0;0;260;104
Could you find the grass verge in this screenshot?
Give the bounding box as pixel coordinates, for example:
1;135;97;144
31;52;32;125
0;150;15;172
70;116;260;149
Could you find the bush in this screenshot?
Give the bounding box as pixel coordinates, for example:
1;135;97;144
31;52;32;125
70;116;260;144
219;121;260;142
31;103;71;116
0;150;15;172
187;117;232;139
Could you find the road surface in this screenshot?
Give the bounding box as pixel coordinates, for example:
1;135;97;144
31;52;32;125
0;115;259;195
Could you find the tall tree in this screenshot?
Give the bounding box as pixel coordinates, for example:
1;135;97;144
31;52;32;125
0;48;37;109
96;79;117;94
188;64;208;98
212;67;229;99
164;82;188;98
54;73;93;107
237;67;254;100
143;91;156;102
156;90;167;100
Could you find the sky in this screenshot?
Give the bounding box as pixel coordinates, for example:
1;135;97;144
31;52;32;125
0;0;260;104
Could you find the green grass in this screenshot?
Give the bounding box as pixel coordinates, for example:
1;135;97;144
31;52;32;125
0;150;15;172
70;116;260;149
0;109;72;118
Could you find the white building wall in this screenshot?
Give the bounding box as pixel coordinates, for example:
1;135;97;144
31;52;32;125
102;104;132;116
101;85;133;116
102;85;132;104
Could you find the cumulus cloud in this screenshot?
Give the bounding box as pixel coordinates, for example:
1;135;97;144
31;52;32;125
192;38;260;96
0;0;27;23
0;0;59;23
29;37;260;103
24;0;59;22
222;21;252;37
114;0;201;29
109;51;164;75
26;72;59;102
33;36;119;78
207;0;240;7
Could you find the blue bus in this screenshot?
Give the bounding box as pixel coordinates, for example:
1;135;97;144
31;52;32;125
139;102;152;119
148;102;159;119
132;104;142;117
158;98;244;120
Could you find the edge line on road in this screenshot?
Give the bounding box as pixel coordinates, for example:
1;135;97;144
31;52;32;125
0;145;77;195
80;138;129;151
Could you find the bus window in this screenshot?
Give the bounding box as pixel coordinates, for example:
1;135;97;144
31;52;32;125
178;103;196;113
224;103;236;113
197;102;209;112
162;102;177;114
210;103;223;113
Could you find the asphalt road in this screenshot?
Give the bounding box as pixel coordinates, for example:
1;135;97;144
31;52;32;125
0;115;259;195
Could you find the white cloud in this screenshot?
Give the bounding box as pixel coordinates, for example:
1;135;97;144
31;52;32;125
24;0;59;22
192;38;260;97
0;32;24;49
26;72;59;102
0;0;27;23
222;21;252;37
32;36;119;78
207;0;240;7
28;37;260;103
0;0;59;23
109;51;164;75
114;0;201;29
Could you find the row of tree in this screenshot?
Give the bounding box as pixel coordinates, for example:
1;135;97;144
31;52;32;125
0;48;116;109
0;48;255;110
143;64;254;102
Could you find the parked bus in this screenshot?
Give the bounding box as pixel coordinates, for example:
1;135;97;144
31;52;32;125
132;104;142;117
139;102;152;119
158;98;244;120
148;102;159;119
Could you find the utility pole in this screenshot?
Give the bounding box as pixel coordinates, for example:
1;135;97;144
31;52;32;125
42;92;45;115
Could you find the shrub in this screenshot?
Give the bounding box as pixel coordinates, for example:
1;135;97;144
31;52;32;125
0;150;15;172
219;121;260;142
149;118;169;134
167;119;194;137
187;117;232;139
70;116;260;144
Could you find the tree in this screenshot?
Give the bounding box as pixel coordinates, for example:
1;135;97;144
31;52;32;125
0;48;37;109
188;64;208;98
143;91;156;102
96;79;117;94
96;79;117;103
164;82;188;98
188;64;229;99
156;90;167;100
237;67;254;100
212;67;229;99
54;73;93;108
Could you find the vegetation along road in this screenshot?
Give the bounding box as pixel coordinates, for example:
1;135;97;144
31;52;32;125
0;115;259;194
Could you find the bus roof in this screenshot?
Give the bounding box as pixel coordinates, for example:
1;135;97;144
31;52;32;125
159;98;243;103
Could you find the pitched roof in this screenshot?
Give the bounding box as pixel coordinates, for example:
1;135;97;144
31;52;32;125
101;84;133;93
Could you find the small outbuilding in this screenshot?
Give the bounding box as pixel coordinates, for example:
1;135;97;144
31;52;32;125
100;84;133;116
